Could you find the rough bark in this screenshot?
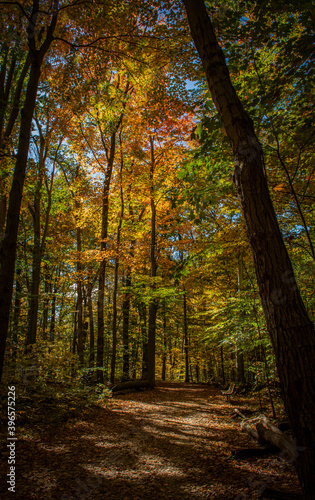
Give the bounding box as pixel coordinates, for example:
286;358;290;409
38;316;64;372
183;1;315;496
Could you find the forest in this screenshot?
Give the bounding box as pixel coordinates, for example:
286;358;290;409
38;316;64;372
0;0;314;498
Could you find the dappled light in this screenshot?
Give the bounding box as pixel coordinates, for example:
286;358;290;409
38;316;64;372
1;383;300;500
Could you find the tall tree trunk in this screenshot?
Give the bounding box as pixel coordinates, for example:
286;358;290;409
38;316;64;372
50;281;56;343
122;271;131;381
87;280;95;368
139;303;148;380
26;184;41;347
147;136;158;387
183;1;315;496
96;83;130;383
97;160;112;382
73;309;77;355
0;48;31;252
161;300;167;381
220;346;225;385
11;269;22;368
195;361;199;383
26;124;50;348
131;337;139;379
111;162;124;383
183;290;189;383
111;263;119;383
76;227;84;366
42;265;50;341
148;299;158;387
0;2;58;381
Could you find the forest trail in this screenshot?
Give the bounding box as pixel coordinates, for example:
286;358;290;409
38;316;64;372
2;383;300;499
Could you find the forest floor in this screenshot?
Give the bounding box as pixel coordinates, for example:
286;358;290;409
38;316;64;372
0;382;302;499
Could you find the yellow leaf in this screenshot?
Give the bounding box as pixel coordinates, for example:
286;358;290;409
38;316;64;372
274;183;285;191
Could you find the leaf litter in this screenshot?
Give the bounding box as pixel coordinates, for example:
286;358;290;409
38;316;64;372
0;382;302;499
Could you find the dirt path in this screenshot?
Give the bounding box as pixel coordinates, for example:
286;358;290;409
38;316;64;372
1;383;300;499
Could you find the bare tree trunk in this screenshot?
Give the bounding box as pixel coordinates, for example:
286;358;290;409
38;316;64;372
183;1;315;496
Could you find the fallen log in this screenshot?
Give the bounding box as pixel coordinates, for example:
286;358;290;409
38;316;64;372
233;408;267;425
235;408;296;460
240;420;263;443
256;423;296;460
259;415;284;436
233;408;247;420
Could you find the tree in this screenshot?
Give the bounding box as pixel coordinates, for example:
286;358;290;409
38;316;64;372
0;0;59;380
25;106;60;348
182;0;315;497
